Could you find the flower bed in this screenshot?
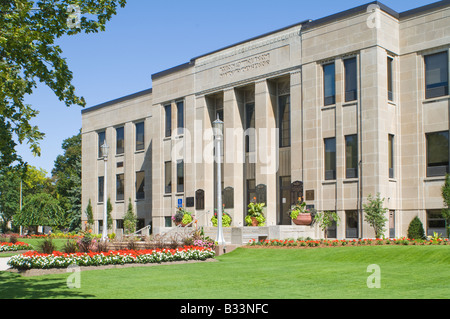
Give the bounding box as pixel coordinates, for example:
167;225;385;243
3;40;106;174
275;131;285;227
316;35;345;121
247;237;449;248
0;242;30;252
7;246;216;270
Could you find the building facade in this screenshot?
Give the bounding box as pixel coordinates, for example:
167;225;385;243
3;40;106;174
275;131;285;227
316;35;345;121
81;1;450;240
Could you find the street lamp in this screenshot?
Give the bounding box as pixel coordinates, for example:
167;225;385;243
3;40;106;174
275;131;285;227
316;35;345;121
213;117;226;246
100;141;109;242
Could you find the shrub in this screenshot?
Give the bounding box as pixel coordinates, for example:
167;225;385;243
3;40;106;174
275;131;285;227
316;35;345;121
407;216;426;240
38;238;57;254
9;234;18;244
62;240;79;254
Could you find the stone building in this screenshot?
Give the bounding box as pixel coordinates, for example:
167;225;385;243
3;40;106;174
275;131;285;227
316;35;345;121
81;1;450;240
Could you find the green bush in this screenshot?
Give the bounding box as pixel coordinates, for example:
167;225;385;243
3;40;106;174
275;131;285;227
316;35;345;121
407;216;426;240
38;238;57;254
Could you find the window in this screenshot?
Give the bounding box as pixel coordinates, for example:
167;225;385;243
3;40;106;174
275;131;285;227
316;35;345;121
346;211;359;238
387;57;394;101
345;135;358;179
427;211;448;238
177;101;184;135
327;211;337;238
136;171;145;200
245;102;255;153
177;160;184;193
116;174;124;201
344;57;357;102
98;131;106;158
323;62;336;106
98;176;104;203
324;138;336;180
164;161;172;194
389;134;394;179
426;131;449;177
279;95;291;148
425;51;449;99
135;122;145;151
116;126;124;155
246;179;256;210
164;104;172;138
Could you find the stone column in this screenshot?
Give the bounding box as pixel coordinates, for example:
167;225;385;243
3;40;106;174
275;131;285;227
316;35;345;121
223;88;245;226
255;79;277;226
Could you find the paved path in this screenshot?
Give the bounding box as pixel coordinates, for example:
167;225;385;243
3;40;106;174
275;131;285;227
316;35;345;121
0;257;11;271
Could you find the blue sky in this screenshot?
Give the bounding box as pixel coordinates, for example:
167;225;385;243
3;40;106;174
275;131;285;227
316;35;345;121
18;0;439;175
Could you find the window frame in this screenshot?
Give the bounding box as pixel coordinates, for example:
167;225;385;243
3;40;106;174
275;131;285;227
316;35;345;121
324;137;337;181
136;171;145;200
345;134;358;179
135;121;145;152
164;161;172;194
116;173;125;201
323;62;336;106
98;130;106;158
164;104;172;138
424;51;449;100
278;94;291;148
177;101;184;135
387;56;394;102
176;160;184;194
116;126;125;155
344;57;358;102
426;131;449;177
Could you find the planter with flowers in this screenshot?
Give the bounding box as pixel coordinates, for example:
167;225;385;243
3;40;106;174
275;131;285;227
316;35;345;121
172;207;193;227
211;208;232;227
245;199;266;227
289;198;314;226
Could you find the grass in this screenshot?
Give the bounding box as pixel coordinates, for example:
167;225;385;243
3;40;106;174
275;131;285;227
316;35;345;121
0;245;449;299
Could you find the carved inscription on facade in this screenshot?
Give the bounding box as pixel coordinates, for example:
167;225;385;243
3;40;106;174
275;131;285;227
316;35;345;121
219;53;270;78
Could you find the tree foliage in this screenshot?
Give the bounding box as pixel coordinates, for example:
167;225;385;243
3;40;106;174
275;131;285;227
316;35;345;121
441;174;450;237
14;192;66;228
0;0;126;168
123;198;136;235
363;193;388;239
407;216;426;240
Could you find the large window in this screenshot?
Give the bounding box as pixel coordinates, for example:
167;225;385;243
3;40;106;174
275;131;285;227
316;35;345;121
116;174;124;201
389;134;394;179
164;104;172;138
324;138;336;180
136;171;145;200
427;211;448;238
345;135;358;179
98;176;104;203
344;57;357;102
177;101;184;135
98;131;106;158
426;131;449;177
164;161;172;194
116;126;124;155
245;102;255;153
135;122;145;151
387;57;394;101
177;160;184;193
323;62;336;106
346;211;359;238
425;51;449;99
279;95;291;148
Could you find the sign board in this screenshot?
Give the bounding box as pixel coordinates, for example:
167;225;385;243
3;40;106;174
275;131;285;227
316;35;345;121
178;198;183;208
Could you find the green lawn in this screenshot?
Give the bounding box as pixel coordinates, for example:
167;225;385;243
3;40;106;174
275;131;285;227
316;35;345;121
0;245;449;299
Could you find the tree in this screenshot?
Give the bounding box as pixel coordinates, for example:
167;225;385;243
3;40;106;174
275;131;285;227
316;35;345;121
407;216;426;240
107;198;113;231
14;192;67;232
123;198;137;234
52;131;81;231
0;0;127;169
314;211;340;239
84;199;94;231
363;193;388;239
440;174;450;238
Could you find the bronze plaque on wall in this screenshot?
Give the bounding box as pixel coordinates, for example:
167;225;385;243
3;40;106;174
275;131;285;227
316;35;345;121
223;187;234;209
255;184;267;204
305;190;315;201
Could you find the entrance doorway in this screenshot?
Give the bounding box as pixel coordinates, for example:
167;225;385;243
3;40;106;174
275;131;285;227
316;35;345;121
279;177;292;225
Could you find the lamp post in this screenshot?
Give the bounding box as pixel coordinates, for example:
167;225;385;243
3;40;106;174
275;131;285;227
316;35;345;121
100;141;109;242
213;117;226;246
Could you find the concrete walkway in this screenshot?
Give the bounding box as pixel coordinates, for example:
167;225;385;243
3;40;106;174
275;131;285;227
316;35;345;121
0;257;11;271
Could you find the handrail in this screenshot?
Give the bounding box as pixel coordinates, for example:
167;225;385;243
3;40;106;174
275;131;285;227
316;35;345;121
162;210;211;236
132;225;151;236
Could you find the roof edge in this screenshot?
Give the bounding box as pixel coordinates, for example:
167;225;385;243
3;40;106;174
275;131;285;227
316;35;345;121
81;88;153;115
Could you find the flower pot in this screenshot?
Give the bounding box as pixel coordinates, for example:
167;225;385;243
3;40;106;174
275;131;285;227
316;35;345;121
292;213;312;226
251;217;259;227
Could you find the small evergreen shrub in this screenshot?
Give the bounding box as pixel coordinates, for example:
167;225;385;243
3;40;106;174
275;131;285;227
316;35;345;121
407;216;426;240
